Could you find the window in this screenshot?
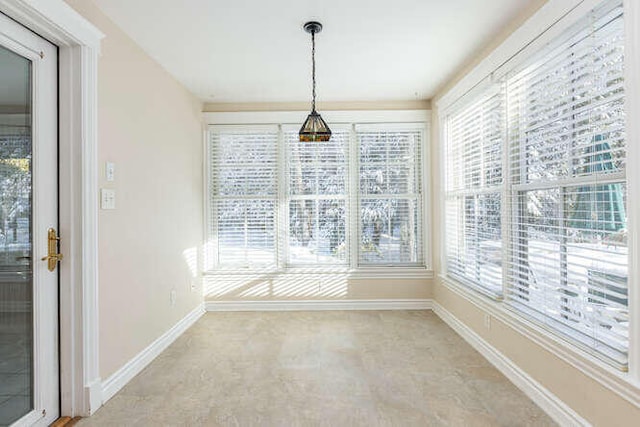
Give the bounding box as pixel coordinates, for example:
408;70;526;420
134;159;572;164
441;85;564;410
444;89;504;295
505;0;627;366
286;128;349;265
443;0;628;367
207;118;428;272
358;126;423;265
209;126;278;269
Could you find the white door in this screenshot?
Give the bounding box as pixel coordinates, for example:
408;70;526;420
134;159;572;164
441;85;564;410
0;12;59;427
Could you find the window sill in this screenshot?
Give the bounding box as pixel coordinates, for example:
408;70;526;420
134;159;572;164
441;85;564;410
438;274;640;408
348;267;433;279
203;267;434;280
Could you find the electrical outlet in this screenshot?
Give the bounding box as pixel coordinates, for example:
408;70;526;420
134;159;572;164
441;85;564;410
484;313;491;330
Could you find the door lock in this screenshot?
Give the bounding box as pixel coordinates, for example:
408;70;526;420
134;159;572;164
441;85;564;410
41;228;63;272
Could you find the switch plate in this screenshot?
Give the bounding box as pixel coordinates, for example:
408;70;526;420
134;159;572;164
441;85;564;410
101;189;116;210
105;162;115;182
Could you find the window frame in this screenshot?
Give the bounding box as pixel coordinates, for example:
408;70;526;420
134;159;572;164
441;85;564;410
356;122;426;267
282;124;351;268
443;84;506;298
442;0;629;368
207;124;280;271
204;110;432;278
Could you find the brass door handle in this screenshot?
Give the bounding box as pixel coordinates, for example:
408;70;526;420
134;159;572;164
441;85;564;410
41;228;63;272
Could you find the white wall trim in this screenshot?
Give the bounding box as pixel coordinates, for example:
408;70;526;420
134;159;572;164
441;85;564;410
432;301;589;427
438;276;640;409
624;0;640;384
204;110;431;126
204;268;434;280
0;0;104;417
206;299;432;312
100;303;206;404
347;269;434;280
0;0;103;51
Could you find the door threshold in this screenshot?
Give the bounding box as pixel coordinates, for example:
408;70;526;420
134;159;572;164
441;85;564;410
50;416;82;427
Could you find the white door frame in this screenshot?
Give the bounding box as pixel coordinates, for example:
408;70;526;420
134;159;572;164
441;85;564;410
0;0;103;417
0;12;59;426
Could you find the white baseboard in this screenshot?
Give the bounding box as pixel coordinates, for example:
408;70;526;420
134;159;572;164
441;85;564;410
205;299;433;312
100;303;205;404
85;378;103;415
432;301;589;427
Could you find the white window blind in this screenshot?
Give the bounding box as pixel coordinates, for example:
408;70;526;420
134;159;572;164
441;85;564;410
286;129;349;265
209;126;278;268
505;0;627;366
444;89;504;295
208;119;428;273
357;126;423;265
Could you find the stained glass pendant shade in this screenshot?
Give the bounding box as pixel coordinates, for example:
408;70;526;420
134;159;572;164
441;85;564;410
299;21;331;142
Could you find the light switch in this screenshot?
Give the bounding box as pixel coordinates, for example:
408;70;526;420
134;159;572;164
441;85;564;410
101;189;116;210
105;162;115;182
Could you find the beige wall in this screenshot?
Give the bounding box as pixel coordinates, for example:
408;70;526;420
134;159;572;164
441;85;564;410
430;0;640;424
65;0;204;380
205;275;432;302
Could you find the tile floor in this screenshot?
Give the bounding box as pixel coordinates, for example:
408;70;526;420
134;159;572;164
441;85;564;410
80;311;555;426
0;312;32;427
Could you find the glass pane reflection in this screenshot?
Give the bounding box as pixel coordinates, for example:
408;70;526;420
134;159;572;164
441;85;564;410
0;44;33;426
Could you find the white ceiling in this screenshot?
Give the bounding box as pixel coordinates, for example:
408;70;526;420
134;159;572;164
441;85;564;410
92;0;536;103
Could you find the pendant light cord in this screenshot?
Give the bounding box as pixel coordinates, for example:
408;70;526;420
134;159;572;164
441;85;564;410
312;30;316;112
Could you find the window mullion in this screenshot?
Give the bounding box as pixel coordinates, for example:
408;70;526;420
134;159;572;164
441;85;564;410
349;124;359;269
209;132;220;271
277;124;287;270
501;80;510;301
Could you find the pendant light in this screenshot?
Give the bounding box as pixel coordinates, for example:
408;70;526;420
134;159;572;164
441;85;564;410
299;21;331;142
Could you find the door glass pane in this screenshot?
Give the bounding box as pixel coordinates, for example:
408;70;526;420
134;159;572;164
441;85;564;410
0;44;33;425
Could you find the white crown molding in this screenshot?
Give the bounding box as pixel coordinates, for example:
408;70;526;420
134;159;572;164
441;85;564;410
205;299;432;312
101;304;205;404
432;301;589;427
